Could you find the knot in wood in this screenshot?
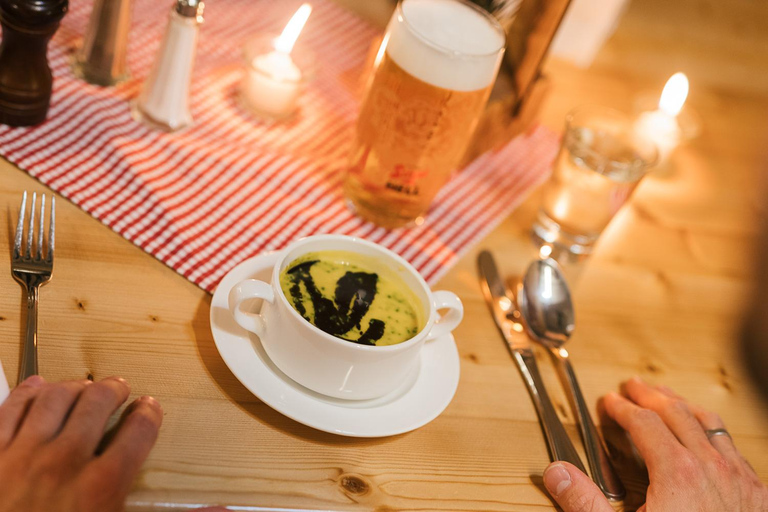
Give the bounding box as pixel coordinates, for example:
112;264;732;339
340;474;369;496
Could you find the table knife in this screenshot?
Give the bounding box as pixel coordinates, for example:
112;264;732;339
478;250;586;472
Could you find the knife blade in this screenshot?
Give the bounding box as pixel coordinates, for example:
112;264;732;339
478;251;529;351
478;250;586;472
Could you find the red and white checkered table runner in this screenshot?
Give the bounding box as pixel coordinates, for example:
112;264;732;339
0;0;558;292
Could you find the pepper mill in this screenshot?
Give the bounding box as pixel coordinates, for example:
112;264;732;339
132;0;204;132
72;0;132;86
0;0;69;126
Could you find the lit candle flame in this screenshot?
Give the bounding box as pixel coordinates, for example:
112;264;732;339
275;3;312;54
658;72;689;117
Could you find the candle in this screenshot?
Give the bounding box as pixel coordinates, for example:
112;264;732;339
241;4;312;119
634;72;690;164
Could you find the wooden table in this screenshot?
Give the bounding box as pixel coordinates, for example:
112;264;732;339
2;0;768;510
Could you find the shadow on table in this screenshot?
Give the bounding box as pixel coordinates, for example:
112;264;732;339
191;296;397;447
524;398;650;511
598;397;649;512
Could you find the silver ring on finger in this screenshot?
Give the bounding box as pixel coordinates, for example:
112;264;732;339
705;428;731;440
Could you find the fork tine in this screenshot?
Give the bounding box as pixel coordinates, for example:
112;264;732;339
48;196;55;262
14;191;27;259
37;194;45;260
26;192;36;259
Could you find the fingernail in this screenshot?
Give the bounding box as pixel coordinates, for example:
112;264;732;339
543;463;572;497
21;375;45;387
106;376;128;385
138;395;162;411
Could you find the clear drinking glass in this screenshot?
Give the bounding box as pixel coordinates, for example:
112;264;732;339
343;0;506;229
532;105;658;256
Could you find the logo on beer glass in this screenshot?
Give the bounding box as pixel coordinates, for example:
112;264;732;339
386;164;429;196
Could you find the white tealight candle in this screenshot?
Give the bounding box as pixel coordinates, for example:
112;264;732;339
634;109;680;164
244;50;302;118
634;72;689;165
241;4;312;119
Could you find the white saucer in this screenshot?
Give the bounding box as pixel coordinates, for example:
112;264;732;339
209;251;461;437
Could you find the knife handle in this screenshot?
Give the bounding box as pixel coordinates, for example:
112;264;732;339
514;349;587;473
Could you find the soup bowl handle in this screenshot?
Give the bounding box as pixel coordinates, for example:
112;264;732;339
229;279;275;337
426;291;463;341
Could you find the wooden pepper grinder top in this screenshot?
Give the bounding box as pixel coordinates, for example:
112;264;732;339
0;0;68;126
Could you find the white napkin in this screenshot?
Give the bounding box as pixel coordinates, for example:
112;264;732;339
550;0;630;68
0;359;9;405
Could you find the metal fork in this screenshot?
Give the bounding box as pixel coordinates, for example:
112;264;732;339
12;191;55;385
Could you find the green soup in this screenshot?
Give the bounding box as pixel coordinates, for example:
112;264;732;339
279;251;423;346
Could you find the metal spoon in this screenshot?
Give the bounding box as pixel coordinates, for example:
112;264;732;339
519;259;626;501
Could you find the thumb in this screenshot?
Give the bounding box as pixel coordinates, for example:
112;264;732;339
543;462;614;512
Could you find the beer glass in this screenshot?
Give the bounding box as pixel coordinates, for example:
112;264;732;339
343;0;506;229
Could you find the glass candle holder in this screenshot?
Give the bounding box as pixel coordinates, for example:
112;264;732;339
239;34;315;120
633;91;702;159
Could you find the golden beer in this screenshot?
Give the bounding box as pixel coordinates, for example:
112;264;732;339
343;0;505;229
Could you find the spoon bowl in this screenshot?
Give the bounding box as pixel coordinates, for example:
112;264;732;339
519;259;575;348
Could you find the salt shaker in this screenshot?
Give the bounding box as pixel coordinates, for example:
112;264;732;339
72;0;132;86
0;0;68;126
132;0;204;132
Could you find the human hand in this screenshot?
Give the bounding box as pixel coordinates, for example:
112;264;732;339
542;377;768;511
0;375;162;512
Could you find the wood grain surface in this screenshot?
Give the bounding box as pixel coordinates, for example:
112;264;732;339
1;0;767;510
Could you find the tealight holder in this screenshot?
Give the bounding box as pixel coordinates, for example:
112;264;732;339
630;73;703;170
632;92;702;173
239;34;316;121
632;92;702;142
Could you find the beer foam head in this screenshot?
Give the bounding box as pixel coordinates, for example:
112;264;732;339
386;0;505;92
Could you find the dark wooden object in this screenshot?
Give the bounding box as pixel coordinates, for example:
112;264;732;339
0;0;68;126
465;0;571;161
